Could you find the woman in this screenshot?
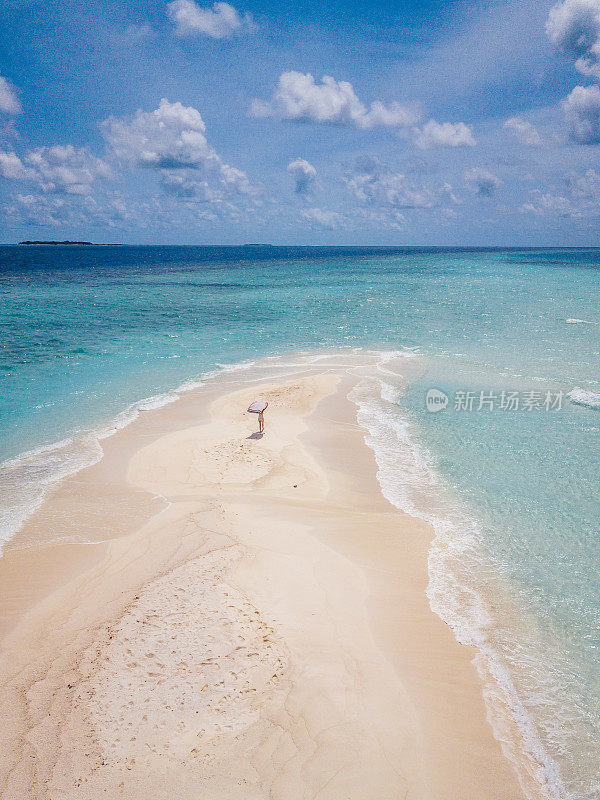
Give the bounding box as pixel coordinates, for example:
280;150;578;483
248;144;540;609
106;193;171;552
258;402;268;433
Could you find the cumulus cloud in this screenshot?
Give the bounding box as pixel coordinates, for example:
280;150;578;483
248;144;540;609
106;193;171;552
25;145;112;194
0;76;22;114
3;190;147;230
102;98;256;200
546;0;600;77
345;155;455;210
300;207;343;229
0;151;30;179
522;168;600;217
503;116;543;145
287;158;317;195
521;191;577;216
102;98;208;167
0;144;111;194
562;83;600;142
3;99;260;228
464;167;502;196
159;168;253;202
0;141;119;230
167;0;254;38
250;71;420;129
5;193;70;226
565;166;600;195
413;119;476;148
356;207;407;230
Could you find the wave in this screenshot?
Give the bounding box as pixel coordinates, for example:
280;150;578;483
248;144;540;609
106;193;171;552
0;349;423;554
349;377;564;800
568;388;600;410
0;437;104;550
0;358;257;553
1;349;407;553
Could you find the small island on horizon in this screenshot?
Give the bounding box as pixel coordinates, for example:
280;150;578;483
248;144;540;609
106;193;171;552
19;240;95;245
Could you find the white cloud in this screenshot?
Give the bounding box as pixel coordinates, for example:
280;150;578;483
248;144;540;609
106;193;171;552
167;0;254;38
565;166;600;195
25;145;112;194
3;99;261;228
345;155;455;210
287;158;317;195
0;151;30;179
102;98;258;209
251;71;420;129
300;207;343;229
102;98;255;198
2;184;260;231
464;167;502;196
0;76;22;114
562;83;600;142
102;98;208;166
503;116;543;145
546;0;600;77
413;119;476;148
521;168;600;216
159;167;254;202
521;191;577;216
356;207;407;230
4;190;139;229
0;144;110;194
5;193;70;225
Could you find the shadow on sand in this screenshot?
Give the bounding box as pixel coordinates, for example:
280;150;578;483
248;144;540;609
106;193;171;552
247;431;264;440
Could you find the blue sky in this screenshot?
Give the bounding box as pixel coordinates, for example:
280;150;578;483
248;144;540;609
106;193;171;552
1;0;600;244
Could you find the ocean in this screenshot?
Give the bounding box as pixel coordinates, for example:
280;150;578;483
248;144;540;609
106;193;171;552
0;244;598;799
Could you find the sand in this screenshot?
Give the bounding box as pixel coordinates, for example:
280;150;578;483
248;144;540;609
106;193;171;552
0;354;545;799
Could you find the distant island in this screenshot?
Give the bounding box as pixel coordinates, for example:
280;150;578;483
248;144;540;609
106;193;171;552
19;240;95;245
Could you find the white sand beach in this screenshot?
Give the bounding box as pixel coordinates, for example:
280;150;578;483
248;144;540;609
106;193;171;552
0;354;546;799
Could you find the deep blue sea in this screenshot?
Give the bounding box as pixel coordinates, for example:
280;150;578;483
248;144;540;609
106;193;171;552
1;244;599;799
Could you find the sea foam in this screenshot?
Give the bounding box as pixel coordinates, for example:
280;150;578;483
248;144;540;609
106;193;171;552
0;359;258;553
349;373;565;800
568;388;600;410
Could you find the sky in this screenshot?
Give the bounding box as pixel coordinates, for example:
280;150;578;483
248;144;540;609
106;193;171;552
1;0;600;245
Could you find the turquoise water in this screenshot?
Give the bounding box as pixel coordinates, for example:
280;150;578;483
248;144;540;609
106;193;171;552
1;245;599;798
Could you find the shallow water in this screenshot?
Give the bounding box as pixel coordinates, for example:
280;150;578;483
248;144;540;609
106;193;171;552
0;245;598;798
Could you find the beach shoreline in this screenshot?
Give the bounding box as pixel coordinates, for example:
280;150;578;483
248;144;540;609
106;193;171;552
0;353;546;799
